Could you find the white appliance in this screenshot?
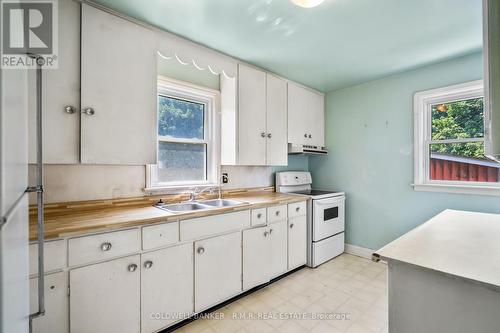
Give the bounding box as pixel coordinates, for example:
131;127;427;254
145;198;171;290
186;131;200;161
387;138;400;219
1;59;45;332
276;171;345;267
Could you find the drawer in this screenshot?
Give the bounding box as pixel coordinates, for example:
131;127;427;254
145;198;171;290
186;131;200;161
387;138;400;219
142;221;179;250
29;239;66;276
68;228;141;266
251;208;267;226
288;201;307;218
180;210;250;241
267;205;287;223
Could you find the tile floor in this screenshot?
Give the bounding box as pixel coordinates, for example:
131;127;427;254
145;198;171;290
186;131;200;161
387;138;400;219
177;254;388;333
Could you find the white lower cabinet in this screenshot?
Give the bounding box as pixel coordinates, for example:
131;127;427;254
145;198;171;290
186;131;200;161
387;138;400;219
141;243;194;333
288;215;307;269
29;272;69;333
194;232;242;312
269;221;288;278
243;226;271;290
70;255;141;333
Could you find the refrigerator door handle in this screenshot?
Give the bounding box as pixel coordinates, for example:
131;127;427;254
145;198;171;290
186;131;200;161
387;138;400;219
28;56;46;330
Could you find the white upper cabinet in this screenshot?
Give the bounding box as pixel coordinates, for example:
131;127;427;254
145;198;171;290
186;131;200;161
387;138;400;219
238;64;267;165
288;82;325;147
266;74;288;166
80;4;157;164
28;0;80;164
222;64;288;165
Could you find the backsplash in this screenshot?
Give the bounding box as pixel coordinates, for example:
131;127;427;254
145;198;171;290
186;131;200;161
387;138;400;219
28;155;309;204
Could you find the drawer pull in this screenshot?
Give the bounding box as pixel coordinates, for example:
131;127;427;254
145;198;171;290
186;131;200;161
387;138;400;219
100;242;112;251
144;261;153;269
127;264;138;272
290;223;294;229
197;247;205;255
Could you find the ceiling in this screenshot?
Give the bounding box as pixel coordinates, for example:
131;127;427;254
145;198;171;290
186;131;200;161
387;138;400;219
93;0;483;92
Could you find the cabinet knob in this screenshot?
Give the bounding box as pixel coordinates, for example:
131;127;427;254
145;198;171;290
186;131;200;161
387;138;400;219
260;132;266;138
269;228;273;234
197;247;205;255
308;134;312;138
290;223;294;229
64;105;76;114
127;264;138;272
100;242;112;251
257;213;262;219
296;207;300;212
275;211;280;216
263;231;270;237
144;260;153;269
81;107;95;116
304;133;308;138
267;133;272;138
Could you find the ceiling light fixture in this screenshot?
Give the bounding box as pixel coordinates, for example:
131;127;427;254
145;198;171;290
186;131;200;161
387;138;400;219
291;0;325;8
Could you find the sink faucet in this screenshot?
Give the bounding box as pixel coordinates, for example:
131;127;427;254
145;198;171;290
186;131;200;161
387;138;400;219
189;186;219;201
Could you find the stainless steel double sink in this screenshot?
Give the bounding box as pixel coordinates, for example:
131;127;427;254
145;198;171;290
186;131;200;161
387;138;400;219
154;199;246;213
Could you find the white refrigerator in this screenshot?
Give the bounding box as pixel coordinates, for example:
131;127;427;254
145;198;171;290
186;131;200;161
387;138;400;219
1;57;45;331
0;64;30;332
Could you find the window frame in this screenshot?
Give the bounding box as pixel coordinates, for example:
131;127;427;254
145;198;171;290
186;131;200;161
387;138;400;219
146;76;220;191
413;80;500;196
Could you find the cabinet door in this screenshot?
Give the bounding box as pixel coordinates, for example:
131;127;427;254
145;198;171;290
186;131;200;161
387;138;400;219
238;64;267;165
308;91;325;147
242;226;271;290
29;272;68;333
80;4;157;164
266;74;288;166
287;82;309;145
28;0;80;164
288;216;307;270
269;221;288;278
194;232;242;312
141;243;193;333
70;255;140;333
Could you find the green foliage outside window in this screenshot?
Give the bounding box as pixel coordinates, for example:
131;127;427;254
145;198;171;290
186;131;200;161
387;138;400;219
431;98;484;158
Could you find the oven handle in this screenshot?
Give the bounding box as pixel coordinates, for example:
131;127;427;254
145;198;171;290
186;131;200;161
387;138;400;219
313;197;344;207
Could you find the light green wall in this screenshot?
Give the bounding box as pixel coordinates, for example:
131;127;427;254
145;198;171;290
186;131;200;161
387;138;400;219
309;52;500;251
272;155;309;173
157;56;220;90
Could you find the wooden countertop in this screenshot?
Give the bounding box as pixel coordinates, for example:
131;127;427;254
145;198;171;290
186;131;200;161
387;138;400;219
375;209;500;290
29;189;307;241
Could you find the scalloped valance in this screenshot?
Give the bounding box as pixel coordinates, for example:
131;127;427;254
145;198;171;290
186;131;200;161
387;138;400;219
156;31;237;79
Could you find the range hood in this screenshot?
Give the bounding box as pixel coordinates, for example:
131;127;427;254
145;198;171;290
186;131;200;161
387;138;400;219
484;0;500;162
288;143;328;155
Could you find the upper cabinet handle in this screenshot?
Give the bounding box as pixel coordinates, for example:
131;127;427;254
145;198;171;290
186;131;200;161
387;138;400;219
260;132;266;138
304;133;308;138
308;134;312;138
267;133;272;138
64;106;76;114
81;107;95;116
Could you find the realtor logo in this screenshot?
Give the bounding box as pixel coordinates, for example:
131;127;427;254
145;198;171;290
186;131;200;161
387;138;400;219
1;0;58;69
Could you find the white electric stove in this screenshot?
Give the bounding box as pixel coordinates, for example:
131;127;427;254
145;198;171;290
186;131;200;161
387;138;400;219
276;171;345;267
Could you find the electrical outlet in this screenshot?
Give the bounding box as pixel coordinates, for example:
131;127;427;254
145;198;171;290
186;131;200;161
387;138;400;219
222;173;229;184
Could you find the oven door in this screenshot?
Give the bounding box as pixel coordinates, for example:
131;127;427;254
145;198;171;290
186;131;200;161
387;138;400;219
312;196;345;242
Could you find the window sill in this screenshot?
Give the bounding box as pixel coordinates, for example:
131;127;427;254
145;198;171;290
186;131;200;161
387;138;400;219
412;183;500;197
144;184;219;195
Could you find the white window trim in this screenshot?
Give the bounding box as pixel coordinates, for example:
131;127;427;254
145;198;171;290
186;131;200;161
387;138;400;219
413;80;500;196
145;76;221;192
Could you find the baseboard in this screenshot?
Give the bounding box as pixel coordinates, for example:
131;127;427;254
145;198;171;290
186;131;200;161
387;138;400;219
345;244;375;260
